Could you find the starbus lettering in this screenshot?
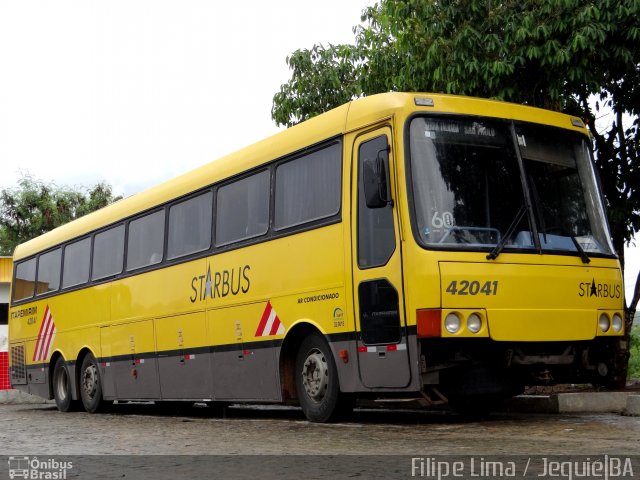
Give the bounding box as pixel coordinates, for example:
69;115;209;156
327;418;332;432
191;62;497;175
578;279;621;299
190;265;251;302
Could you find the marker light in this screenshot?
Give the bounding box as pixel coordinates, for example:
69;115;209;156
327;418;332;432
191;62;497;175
612;314;623;333
416;309;442;337
598;313;610;333
467;313;482;334
444;313;461;334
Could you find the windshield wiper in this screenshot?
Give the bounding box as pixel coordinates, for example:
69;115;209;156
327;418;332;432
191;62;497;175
569;235;591;264
487;204;529;260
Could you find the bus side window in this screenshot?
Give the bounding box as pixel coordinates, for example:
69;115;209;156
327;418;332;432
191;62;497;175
36;248;62;294
274;143;342;230
92;225;125;280
62;237;91;289
358;136;395;268
215;170;269;247
167;191;213;259
12;258;36;302
126;210;165;271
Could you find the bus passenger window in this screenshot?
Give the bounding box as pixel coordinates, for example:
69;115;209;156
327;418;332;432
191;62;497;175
274;143;342;230
92;225;125;280
62;237;91;288
126;210;165;271
36;248;62;294
215;171;269;246
12;258;36;301
167;191;212;258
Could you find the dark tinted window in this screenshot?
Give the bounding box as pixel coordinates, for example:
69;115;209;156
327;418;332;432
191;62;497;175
167;191;212;259
127;210;165;271
274;143;342;230
12;258;36;301
37;249;61;294
216;171;269;246
62;237;91;288
92;225;125;280
358;136;395;267
359;279;401;345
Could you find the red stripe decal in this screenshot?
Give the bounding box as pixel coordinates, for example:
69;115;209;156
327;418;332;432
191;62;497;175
255;301;272;337
41;319;56;360
33;306;51;361
268;314;281;336
35;305;50;341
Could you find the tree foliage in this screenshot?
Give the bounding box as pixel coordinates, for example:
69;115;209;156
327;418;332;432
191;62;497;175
271;45;362;127
0;175;122;255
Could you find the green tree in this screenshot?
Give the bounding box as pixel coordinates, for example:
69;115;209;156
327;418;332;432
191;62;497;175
0;174;122;255
273;0;640;382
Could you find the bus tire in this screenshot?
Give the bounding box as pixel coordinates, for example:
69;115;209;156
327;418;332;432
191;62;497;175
295;333;343;422
79;353;105;413
52;356;76;412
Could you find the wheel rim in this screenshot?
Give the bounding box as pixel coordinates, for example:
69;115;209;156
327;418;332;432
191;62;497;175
82;363;98;401
301;348;329;402
55;366;69;402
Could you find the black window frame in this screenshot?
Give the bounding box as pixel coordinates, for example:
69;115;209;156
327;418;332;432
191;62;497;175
215;169;271;248
11;257;37;303
167;189;213;260
273;141;343;232
61;236;92;290
91;223;126;281
126;208;166;272
36;247;62;296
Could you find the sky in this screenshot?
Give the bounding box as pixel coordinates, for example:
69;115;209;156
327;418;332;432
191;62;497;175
0;0;637;303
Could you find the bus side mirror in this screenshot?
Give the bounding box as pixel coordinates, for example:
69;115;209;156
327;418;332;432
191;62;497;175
363;149;392;209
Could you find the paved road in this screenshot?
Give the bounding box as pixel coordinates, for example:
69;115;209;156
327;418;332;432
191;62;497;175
1;402;639;456
1;403;639;479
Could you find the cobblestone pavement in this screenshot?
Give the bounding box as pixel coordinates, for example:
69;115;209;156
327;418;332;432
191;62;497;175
1;402;639;456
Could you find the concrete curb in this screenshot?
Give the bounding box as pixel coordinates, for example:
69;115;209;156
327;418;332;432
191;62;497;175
624;395;640;416
505;392;640;415
555;392;630;413
0;389;52;405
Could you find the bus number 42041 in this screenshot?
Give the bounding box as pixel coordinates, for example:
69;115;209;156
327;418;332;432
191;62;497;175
446;280;499;296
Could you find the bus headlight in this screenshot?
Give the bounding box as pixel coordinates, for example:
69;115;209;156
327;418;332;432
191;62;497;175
598;313;610;333
612;314;623;333
467;313;482;334
444;313;461;334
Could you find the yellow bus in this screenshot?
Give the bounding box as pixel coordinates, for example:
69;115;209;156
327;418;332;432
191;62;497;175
9;93;624;421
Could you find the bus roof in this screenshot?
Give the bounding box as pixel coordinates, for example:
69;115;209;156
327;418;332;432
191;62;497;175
12;92;588;261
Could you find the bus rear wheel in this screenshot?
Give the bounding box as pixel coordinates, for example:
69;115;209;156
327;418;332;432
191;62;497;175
295;333;349;422
52;357;76;412
79;353;106;413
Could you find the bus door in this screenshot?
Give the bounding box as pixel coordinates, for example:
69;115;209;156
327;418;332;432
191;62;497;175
351;126;411;388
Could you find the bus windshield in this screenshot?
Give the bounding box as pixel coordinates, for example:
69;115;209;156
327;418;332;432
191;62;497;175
408;116;614;256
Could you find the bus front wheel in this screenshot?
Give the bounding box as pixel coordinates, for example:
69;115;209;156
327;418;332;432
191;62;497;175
295;333;347;422
79;353;106;413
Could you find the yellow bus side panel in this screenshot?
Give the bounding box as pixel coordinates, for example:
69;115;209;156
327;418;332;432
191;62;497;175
155;312;208;352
